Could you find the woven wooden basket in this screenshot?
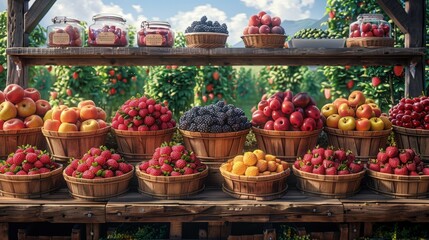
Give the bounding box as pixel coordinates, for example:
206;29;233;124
241;34;286;48
113;128;175;165
42;126;110;163
0;164;63;198
0;127;45;159
324;127;391;162
393;126;429;162
252;127;322;163
136;165;208;199
63;165;134;201
346;37;394;48
185;33;228;48
220;166;290;200
293;165;365;198
367;169;429;198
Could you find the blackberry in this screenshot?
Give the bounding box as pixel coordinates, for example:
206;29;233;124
221;23;227;29
227;117;235;126
203;25;211;32
226;109;235;117
189;123;198;132
212;105;221;112
231;124;241;131
201;114;214;126
222;106;229;113
179;120;190;130
217;112;226;120
191;21;200;28
198;107;210;116
239;116;248;123
234;108;245;116
194;116;204;125
207;21;213;27
210;125;222;133
216;101;225;108
197;123;210;132
215;117;225;125
194;25;205;32
213;21;221;27
222;125;232;132
200;16;207;23
185;27;193;33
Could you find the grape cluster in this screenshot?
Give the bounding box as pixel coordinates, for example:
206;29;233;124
179;101;250;133
185;16;228;34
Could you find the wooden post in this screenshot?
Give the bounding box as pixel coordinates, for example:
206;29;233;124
85;223;100;240
348;223;361;240
363;222;373;237
169;221;182;240
0;223;9;240
339;224;349;240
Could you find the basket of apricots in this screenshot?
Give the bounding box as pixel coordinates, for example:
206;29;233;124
41;100;110;162
220;149;290;200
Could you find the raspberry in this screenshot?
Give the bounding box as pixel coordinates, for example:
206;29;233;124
82;170;95;179
13;152;26;165
170;151;181;161
140;161;150;171
175;159;187;169
64;166;74;176
39;154;51;164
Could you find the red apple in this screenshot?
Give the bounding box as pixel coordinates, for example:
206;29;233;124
333;97;349;110
289;111;304;128
304;105;321;120
271;110;285;120
23;88;41;102
35;99;52;117
4;84;24;104
258;100;269;110
0;120;4;130
248;15;260;26
16;97;37;118
281;100;294;114
260;14;271;25
348;90;366;107
3;118;25;130
283;90;293;101
263;106;272;117
338;116;356;131
257;11;267;19
269;98;281;110
252;110;269;125
301;117;316;131
271;17;281;26
264;120;274;130
248;26;259;34
24;114;44;128
361;22;372;33
0;90;5;103
0;101;17;121
292;92;310;108
259;25;271;34
356;118;371;131
338;103;355;117
274;117;290;131
356;104;373;119
352;30;361;38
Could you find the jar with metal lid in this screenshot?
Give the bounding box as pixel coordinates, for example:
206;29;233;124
88;13;129;47
137;21;175;47
349;14;391;38
47;16;84;47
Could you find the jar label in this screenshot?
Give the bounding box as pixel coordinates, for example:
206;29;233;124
96;32;116;44
145;34;163;46
52;32;70;45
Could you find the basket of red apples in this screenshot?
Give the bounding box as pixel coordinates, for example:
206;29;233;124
366;146;429;198
251;91;322;162
63;146;134;201
241;11;286;48
389;96;429;161
111;96;176;165
0;145;63;198
42;100;110;163
136;142;208;199
0;84;51;159
292;146;365;198
322;90;392;162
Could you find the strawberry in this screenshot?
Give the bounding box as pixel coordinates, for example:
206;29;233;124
393;65;403;77
338;169;350;175
175;159;187;169
69;159;79;169
379;163;392;174
89;165;102;175
399;150;411;164
13;152;26;165
324;147;334;160
312;164;325;175
64;166;74;176
187;163;197;169
148;159;159;167
325;166;338;175
103;170;114;178
115;170;124;176
386;146;399;158
118;162;131;173
144;116;155;126
171;171;182;176
311;154;323;165
100;150;112;159
423;168;429;175
24;147;35;153
404;149;416;160
334;149;347;162
300;162;313;173
376;149;389;163
394;165;408;175
16;170;27;175
349;161;363;173
346;151;355;165
414;155;422;165
322;159;334;168
183;167;194;175
368;159;380;171
140;161;150;171
161;163;173;175
171;145;185;153
39;168;50;174
39;154;51;165
170;151;181;161
388;157;400;168
106;159;119;170
371;77;381;87
22;162;33;172
409;171;419;176
302;152;313;163
111;153;121;161
311;146;325;158
406;161;416;172
158;156;170;165
6;157;13;165
4;172;14;175
72;72;79;80
34;160;44;169
160;114;172;123
89;147;102;156
76;163;89;173
159;146;172;156
95;156;106;166
28;169;40;175
149;168;162;176
82;170;95;179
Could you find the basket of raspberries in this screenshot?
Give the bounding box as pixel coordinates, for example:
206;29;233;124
184;16;228;48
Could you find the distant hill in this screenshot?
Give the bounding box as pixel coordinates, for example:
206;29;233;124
233;15;329;47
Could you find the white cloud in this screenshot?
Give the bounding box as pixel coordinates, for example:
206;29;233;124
169;4;247;45
241;0;314;20
132;5;142;13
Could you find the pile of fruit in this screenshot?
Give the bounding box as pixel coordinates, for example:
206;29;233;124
43;100;107;132
251;91;322;131
294;146;363;175
185;16;228;34
349;22;390;38
322;90;391;131
388;96;429;129
292;28;334;39
243;11;285;35
88;24;128;46
0;145;60;175
111;96;175;131
0;84;51;130
221;149;289;176
368;146;429;175
179;101;250;133
138;143;207;176
64;146;133;179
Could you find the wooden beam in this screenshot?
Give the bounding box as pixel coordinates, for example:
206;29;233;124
377;0;409;34
24;0;56;33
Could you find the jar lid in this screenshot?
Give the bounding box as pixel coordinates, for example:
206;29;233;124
52;16;81;24
357;14;384;20
93;13;126;23
141;21;171;28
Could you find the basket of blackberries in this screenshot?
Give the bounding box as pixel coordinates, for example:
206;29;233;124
184;16;228;48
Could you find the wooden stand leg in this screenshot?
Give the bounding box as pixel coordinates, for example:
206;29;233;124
170;222;182;240
339;224;348;240
348;223;361;240
71;227;81;240
0;223;8;240
86;223;100;240
208;222;226;239
363;222;373;237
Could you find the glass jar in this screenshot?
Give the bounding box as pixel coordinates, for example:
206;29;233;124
349;14;391;38
47;16;84;47
88;13;128;47
137;21;175;47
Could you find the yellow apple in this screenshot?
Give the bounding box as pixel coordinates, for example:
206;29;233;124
321;103;337;118
58;122;78;132
369;117;385;131
79;119;100;132
24;114;44;128
338;116;356;131
16;97;37;118
0;101;17;121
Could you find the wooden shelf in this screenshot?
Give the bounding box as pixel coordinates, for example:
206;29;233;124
6;47;425;66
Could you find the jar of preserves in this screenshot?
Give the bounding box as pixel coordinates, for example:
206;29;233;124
47;16;84;47
137;21;175;47
349;14;391;38
88;13;128;47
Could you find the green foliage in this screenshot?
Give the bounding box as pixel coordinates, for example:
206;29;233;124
278;225;311;240
195;66;236;106
0;12;7;88
371;222;429;240
102;223;168;240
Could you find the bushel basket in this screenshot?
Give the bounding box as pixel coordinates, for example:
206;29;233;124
241;34;286;48
346;37;394;48
185;33;228;48
0;127;45;159
393;126;429;162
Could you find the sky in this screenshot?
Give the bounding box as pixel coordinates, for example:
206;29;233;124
0;0;327;45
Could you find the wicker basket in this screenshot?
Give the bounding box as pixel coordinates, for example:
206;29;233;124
42;126;110;162
293;165;365;198
393;126;429;162
0;164;63;198
252;127;322;163
0;127;46;159
185;33;228;48
324;127;391;162
63;165;134;201
220;166;290;200
113;128;175;165
346;37;394;48
241;34;286;48
136;165;208;199
367;169;429;198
